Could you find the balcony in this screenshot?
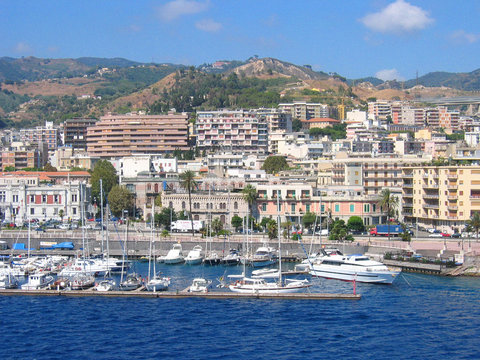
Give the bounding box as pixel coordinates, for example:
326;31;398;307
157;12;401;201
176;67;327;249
448;185;458;190
403;173;413;178
423;194;439;199
423;183;439;189
448;206;458;211
403;202;413;207
424;204;439;209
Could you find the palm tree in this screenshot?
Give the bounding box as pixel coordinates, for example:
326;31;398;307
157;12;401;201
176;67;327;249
379;189;399;239
467;212;480;242
179;170;197;234
242;184;257;232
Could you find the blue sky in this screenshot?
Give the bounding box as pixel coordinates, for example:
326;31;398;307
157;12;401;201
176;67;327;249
1;0;480;81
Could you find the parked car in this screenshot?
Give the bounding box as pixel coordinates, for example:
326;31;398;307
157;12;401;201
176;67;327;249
58;223;71;230
429;232;443;237
441;233;451;237
35;227;45;232
451;233;461;238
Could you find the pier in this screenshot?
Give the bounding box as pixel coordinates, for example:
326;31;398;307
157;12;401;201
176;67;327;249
0;288;361;300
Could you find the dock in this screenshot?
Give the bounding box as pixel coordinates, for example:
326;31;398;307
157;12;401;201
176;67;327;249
0;288;360;300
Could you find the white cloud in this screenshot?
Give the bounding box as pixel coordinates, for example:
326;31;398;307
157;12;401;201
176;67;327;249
375;68;404;81
157;0;209;22
449;30;480;44
195;19;222;32
14;42;32;54
361;0;433;34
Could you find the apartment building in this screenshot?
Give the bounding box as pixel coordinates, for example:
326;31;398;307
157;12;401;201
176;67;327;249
196;110;268;155
368;100;392;121
87;113;189;158
403;165;480;232
1;143;48;170
63;118;97;150
19;121;60;151
278;101;329;120
255;108;292;133
302;117;340;130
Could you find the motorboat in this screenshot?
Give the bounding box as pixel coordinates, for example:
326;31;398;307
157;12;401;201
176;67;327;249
163;244;185;264
228;277;310;294
189;278;212;293
251;268;280;279
309;251;401;284
220;249;241;266
251;246;277;268
294;248;343;272
21;273;54;290
119;273;142;291
145;273;170;292
95;278;116;292
185;245;204;265
203;252;221;265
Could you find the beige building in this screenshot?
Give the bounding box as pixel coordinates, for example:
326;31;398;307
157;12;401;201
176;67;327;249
278;101;329;120
404;165;480;232
87;112;189;158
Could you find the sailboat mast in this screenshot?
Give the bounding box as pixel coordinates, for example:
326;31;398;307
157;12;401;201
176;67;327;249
277;192;282;285
148;203;154;281
100;179;104;253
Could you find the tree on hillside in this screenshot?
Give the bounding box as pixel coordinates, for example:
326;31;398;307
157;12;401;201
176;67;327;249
107;185;133;216
91;160;118;205
179;170;197;233
261;156;289;174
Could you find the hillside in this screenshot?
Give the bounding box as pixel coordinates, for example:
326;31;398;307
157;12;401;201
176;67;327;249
232;58;329;81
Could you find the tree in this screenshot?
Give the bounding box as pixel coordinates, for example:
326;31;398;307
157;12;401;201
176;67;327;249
211;217;223;234
91;160;118;205
400;223;411;242
347;216;365;233
292;118;302;132
43;163;57;172
231;215;243;232
281;220;293;239
266;219;278;240
261;156;289;174
58;209;64;221
329;219;354;242
107;185;133;216
467;212;480;241
242;184;257;220
155;207;178;229
379;189;399;238
154;194;162;208
179;170;197;233
260;217;271;232
302;212;316;232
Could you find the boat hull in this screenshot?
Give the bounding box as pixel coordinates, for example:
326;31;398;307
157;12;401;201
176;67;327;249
228;283;310;294
163;257;185;265
310;267;400;284
185;257;203;265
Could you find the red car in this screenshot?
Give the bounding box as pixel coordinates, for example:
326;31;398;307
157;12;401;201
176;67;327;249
441;233;451;237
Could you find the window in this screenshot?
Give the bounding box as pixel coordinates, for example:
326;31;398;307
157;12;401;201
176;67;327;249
30;208;35;215
350;204;355;213
234;202;238;210
291;203;296;213
364;204;370;213
54;195;59;203
262;203;267;211
42;195;47;203
169;202;173;208
72;194;78;202
372;204;376;212
13;194;18;203
73;207;77;215
42;208;47;215
335;204;340;212
306;204;310;212
182;201;186;210
321;204;325;212
30;195;34;202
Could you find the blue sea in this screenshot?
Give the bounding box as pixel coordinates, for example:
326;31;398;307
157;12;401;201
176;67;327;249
1;262;479;360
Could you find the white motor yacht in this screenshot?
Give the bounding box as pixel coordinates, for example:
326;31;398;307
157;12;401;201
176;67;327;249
220;249;241;266
189;278;212;293
163;244;185;264
310;252;401;284
185;245;204;265
0;273;18;289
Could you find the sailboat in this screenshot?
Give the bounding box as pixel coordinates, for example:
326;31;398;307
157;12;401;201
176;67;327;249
229;195;311;294
146;205;170;292
118;216;142;291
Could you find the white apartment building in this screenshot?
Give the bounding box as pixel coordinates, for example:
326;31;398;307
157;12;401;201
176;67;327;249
196;110;268;154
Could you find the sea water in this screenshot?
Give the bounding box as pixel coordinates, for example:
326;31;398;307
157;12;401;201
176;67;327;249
1;263;479;360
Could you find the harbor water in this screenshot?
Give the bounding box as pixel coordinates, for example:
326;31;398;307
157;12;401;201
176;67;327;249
1;262;479;359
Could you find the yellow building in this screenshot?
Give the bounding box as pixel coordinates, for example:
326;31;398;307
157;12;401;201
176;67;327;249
403;165;480;232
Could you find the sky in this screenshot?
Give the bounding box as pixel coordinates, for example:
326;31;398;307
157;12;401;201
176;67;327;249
1;0;480;81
